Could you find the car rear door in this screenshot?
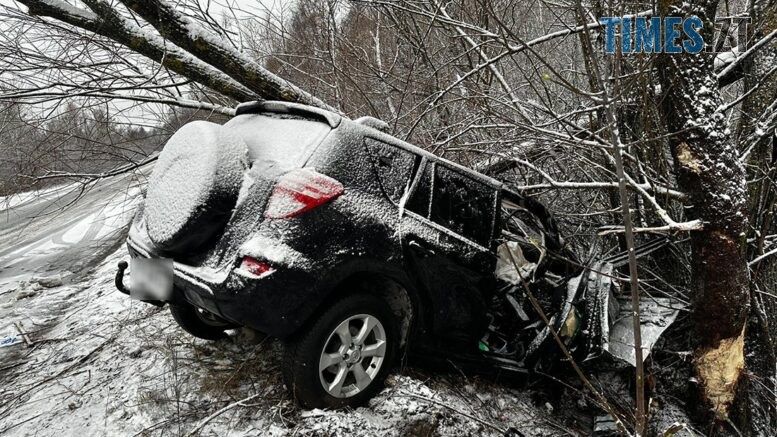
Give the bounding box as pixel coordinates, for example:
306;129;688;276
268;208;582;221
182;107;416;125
399;159;499;348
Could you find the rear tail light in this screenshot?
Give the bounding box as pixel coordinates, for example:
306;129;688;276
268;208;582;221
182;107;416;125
239;256;275;277
264;168;344;219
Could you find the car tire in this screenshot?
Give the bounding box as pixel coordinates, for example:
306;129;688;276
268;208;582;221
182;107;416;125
282;293;398;409
169;301;236;341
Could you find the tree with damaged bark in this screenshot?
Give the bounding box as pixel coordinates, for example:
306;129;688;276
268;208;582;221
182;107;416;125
0;0;775;434
652;0;777;433
655;0;763;432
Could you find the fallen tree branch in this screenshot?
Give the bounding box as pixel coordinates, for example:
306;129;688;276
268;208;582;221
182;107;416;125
13;322;33;347
25;153;158;182
186;393;261;437
18;0;256;103
598;220;704;235
0;90;235;115
504;248;633;435
116;0;337;112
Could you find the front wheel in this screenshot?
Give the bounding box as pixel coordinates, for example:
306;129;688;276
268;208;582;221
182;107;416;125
282;294;398;408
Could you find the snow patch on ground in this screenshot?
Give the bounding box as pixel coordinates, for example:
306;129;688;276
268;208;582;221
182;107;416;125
0;247;564;436
0;172;571;436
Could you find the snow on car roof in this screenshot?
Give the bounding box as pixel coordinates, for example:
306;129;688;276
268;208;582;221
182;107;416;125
237;100;504;190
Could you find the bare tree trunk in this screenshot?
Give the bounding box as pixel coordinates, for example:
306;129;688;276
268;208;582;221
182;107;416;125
657;0;751;429
734;0;777;433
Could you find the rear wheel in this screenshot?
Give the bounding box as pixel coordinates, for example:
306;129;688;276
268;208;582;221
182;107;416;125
169;300;236;340
282;294;398;408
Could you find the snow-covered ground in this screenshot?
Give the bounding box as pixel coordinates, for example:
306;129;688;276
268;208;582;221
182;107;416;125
0;175;572;436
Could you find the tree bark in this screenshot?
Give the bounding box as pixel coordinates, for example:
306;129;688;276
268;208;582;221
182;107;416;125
657;0;751;428
16;0;339;112
734;0;777;433
18;0;257;103
115;0;337;112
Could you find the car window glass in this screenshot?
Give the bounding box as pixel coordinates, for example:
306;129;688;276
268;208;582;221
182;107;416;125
405;162;432;217
431;165;495;246
364;139;416;204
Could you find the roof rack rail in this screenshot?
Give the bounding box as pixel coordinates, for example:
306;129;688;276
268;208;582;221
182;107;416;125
354;116;390;132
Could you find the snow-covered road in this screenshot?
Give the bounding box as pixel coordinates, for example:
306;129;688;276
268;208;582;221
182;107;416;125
0;173;145;291
0;174;568;436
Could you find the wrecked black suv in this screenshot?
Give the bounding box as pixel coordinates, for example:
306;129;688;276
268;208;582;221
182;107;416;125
117;101;673;409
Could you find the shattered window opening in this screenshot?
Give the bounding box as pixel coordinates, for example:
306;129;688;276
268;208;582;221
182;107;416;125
431;165;497;247
364;138;417;205
405;161;497;247
405;161;433;218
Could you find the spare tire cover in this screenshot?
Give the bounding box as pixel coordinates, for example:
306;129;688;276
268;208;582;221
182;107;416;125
145;120;249;253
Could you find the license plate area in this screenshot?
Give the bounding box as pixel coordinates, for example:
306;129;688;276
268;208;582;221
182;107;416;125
130;258;173;301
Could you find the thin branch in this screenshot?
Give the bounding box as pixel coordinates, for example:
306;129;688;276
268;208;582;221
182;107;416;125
598;220;704;235
717;29;777;86
185;393;261;437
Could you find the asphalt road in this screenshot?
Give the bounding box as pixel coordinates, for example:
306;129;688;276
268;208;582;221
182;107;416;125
0;170;149;292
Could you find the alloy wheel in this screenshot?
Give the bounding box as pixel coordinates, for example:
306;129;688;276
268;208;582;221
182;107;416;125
318;314;387;398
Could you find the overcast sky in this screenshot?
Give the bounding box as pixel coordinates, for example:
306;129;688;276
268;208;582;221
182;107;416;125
0;0;303;125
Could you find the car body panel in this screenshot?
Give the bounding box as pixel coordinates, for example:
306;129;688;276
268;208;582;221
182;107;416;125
124;103;557;344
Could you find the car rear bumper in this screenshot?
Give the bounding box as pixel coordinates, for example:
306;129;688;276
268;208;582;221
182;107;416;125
121;233;320;339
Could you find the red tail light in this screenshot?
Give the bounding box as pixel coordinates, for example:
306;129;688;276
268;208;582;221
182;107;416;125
265;168;344;219
240;256;275;276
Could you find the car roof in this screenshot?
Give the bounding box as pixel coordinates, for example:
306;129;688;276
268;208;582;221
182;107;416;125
236;100;504;190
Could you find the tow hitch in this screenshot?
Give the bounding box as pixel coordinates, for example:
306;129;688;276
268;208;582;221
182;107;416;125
114;260;165;307
115;261;130;295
